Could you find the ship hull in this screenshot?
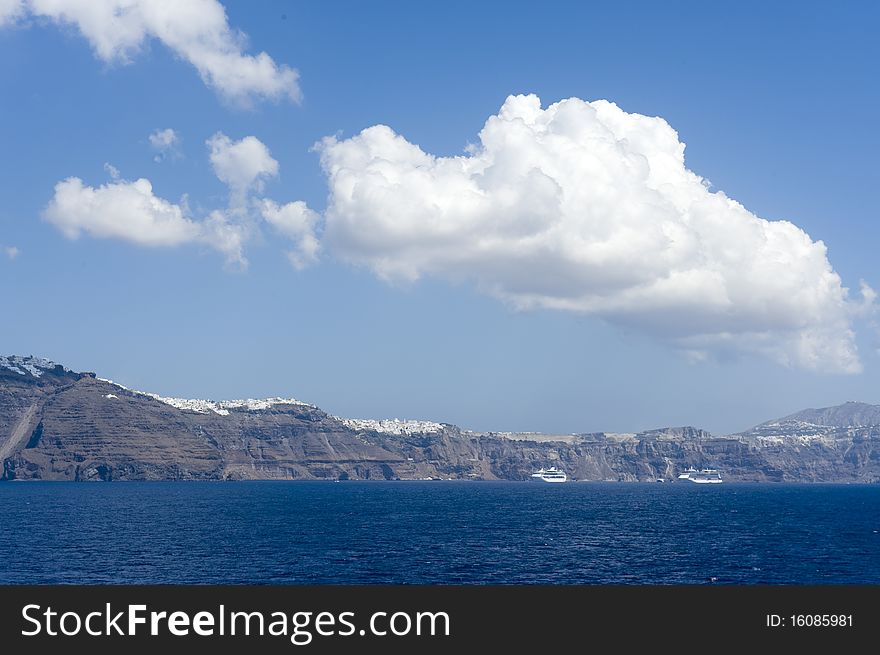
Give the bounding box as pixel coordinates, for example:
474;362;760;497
677;468;722;483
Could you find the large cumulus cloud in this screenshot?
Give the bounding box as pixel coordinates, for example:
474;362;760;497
317;94;871;373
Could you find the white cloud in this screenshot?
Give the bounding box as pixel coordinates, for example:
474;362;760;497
205;133;319;270
4;0;300;104
103;162;120;179
149;127;181;162
149;128;178;150
207;132;278;203
3;245;19;260
317;93;872;374
43;175;246;267
43;134;318;272
201;209;247;269
259;199;320;270
0;0;24;24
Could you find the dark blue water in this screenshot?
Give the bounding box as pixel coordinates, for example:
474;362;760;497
1;482;878;584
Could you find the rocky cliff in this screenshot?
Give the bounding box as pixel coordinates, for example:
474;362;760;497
1;356;879;482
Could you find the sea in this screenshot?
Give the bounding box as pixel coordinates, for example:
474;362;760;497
1;481;878;585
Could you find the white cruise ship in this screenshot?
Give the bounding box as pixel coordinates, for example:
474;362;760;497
530;466;568;483
677;467;722;484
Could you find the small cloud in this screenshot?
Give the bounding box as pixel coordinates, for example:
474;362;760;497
149;128;182;163
259;199;320;270
42;129;317;275
683;350;709;364
856;280;877;315
3;245;19;260
103;162;120;180
43;176;245;268
207;132;278;205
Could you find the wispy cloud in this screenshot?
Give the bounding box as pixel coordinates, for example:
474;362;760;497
259;199;320;270
1;0;300;105
0;1;24;24
149;128;181;163
103;162;120;180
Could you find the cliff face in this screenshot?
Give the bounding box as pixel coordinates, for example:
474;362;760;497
763;401;880;429
1;368;408;482
1;357;879;482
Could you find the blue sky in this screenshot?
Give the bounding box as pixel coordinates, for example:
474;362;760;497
1;0;878;434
